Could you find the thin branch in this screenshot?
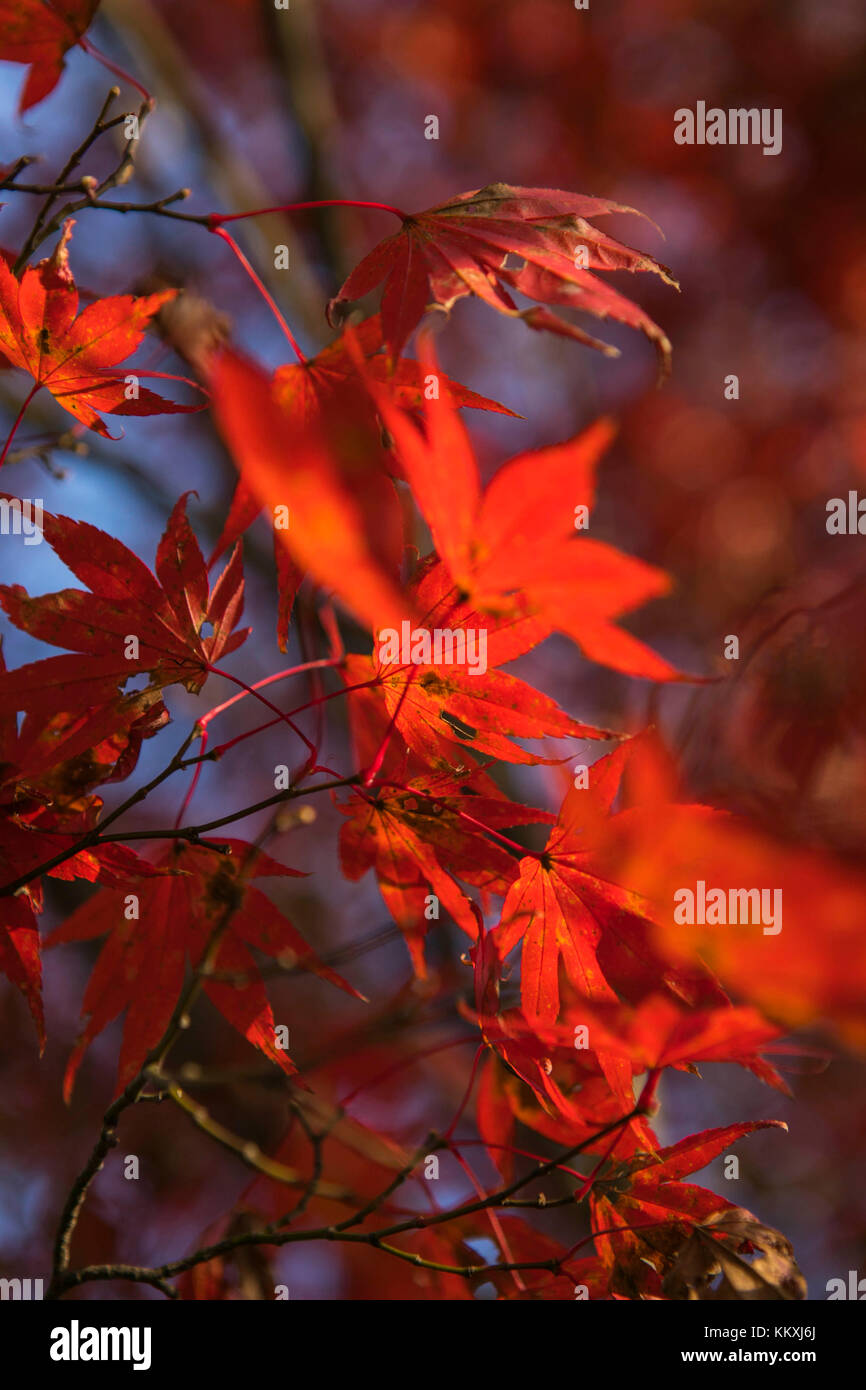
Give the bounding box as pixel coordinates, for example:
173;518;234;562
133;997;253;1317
46;851;271;1300
0;773;357;898
157;1077;357;1203
51;1106;643;1297
14;90;154;271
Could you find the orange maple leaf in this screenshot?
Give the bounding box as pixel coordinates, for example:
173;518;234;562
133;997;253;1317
0;222;198;440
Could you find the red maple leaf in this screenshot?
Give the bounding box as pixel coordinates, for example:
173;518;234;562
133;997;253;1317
493;738;726;1022
338;769;554;972
344;653;608;775
594;792;866;1052
0;635;168;803
327;182;677;368
0;624;179;1052
272;311;520;427
0;653;171;1051
558;991;785;1082
589;1121;791;1297
0;1;99;111
0;492;249;717
0;222;198;439
209;346;410;636
365;349;685;682
45;838;364;1099
207;315;517;646
467;929;657;1167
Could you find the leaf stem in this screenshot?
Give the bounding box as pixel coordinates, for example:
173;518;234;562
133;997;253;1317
211;199;407;224
78;37;153;106
209;226;306;362
0;383;40;468
175;658;342;827
206;663;316;754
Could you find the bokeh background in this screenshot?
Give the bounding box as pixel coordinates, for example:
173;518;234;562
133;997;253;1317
1;0;865;1298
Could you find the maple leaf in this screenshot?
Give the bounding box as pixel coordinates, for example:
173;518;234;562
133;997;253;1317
346;655;609;774
2;694;169;811
45;838;363;1099
343;556;616;774
365;352;686;682
0;642;172;1052
0;636;167;808
338;769;554;972
0;492;249;718
557;989;789;1093
327;182;677;369
209;347;410;636
0;893;43;1049
569;727;866;1050
0;222;198;439
205;313;521;643
589;1120;792;1298
494;739;724;1022
0;1;99;111
209;314;518;560
467;929;656;1162
0;807;163;897
273;312;520;427
596;799;866;1052
663;1207;807;1301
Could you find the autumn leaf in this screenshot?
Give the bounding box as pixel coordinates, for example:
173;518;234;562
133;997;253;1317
45;838;363;1099
346;653;610;773
589;1120;792;1297
365;351;686;682
662;1207;807;1301
467;927;657;1158
0;221;199;440
0;893;43;1049
0;492;249;718
209;314;518;566
0;643;172;1053
0;634;163;803
207;318;516;647
343;554;616;773
327;182;677;370
595;798;866;1051
0;808;164;897
209;347;410;636
0;1;99;111
558;991;788;1094
338;769;554;972
273;312;520;426
494;740;724;1022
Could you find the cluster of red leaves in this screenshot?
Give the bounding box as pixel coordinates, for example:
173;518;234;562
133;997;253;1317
1;151;862;1299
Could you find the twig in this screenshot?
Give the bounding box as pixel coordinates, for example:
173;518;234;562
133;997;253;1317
0;773;357;899
14;90;155;271
46;849;270;1300
157;1077;357;1203
51;1106;643;1296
